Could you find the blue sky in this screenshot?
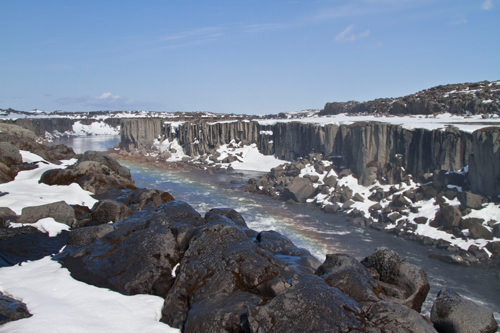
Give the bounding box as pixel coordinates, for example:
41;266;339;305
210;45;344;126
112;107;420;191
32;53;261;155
1;0;499;114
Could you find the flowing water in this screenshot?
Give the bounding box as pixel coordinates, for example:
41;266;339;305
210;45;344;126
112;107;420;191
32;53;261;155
57;135;500;320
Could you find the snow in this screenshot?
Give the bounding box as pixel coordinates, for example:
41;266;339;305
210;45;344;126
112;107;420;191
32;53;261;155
0;256;178;333
257;113;500;133
216;142;288;172
259;130;273;135
72;121;119;136
464;203;500;222
153;138;187;162
10;217;70;237
165;121;185;132
0;151;98;215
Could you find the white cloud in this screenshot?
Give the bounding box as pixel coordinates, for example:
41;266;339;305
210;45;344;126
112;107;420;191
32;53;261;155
482;0;493;10
98;92;121;100
335;25;371;42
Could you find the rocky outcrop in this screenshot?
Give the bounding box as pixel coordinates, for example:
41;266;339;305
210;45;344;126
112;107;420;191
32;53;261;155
60;200;436;332
361;248;430;312
322;80;500;116
431;288;498;333
40;151;135;194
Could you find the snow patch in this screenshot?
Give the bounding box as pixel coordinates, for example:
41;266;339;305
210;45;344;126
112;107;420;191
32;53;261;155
0;257;178;332
10;217;70;237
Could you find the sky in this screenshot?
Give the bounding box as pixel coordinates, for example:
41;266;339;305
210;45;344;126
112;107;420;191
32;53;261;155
0;0;499;114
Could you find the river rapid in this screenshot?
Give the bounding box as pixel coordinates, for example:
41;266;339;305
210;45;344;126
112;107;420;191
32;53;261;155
55;135;500;320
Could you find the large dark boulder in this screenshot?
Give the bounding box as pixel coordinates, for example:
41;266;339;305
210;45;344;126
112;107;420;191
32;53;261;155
18;201;76;226
247;275;363;332
432;204;462;229
61;201;204;296
283;177;315;203
0;292;32;325
361;247;430;312
363;300;436;332
78;151;131;178
431;288;498;333
316;253;382;303
89;200;131;225
122;189;175;210
469;223;493;240
40;160;135;194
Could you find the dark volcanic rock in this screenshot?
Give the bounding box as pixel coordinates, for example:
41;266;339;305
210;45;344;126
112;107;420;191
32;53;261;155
89;200;131;225
316;253;382;303
469;223;493;240
40;159;135;194
361;247;430;312
431;288;498;333
78;151;131;178
122;189;175;210
0;292;32;325
61;201;204;296
204;208;248;228
18;201;76;226
0;226;68;266
18;201;76;227
283;177;315;203
432;204;462;229
458;191;486;210
363;300;436;332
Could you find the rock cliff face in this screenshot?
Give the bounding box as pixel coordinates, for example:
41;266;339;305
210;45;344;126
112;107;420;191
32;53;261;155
469;127;500;198
120;118;499;196
4;118;120;137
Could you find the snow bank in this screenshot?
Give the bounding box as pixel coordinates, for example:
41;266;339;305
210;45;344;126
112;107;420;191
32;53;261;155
72;121;119;136
216;142;287;172
0;257;178;332
0;151;97;215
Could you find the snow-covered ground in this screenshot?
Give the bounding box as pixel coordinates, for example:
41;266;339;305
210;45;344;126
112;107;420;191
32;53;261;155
0;257;178;332
0;151;97;215
215;142;287;172
257;112;500;133
0;149;178;331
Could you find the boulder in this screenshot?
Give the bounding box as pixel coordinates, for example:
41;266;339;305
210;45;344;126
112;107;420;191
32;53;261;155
40;160;135;194
493;223;500;238
316;253;382;303
284;177;315;203
469;223;493;240
78;151;131;178
204;208;248;229
323;203;340;213
431;288;498;333
0;291;32;325
432;204;462;229
124;189;175;210
361;247;430;312
67;224;115;247
458;191;486;210
89;200;131;225
0;142;22;165
363;300;436;332
19;201;76;227
61;201;205;296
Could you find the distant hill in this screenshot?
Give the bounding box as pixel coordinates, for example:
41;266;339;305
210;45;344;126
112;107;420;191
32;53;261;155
321;80;500;116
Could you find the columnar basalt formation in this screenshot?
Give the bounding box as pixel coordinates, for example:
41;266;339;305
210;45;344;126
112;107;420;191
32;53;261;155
119;118;500;199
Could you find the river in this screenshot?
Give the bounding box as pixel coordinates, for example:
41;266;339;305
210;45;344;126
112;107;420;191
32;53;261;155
55;135;500;320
